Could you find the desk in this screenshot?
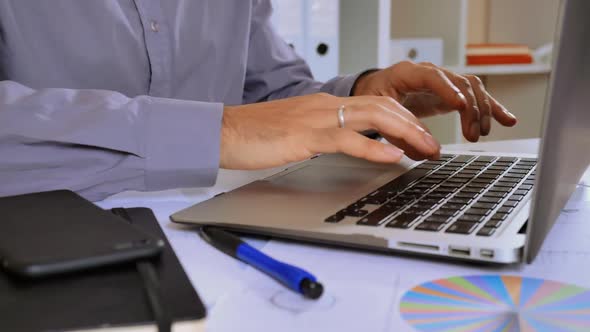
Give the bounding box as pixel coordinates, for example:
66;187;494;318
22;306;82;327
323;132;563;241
97;139;590;331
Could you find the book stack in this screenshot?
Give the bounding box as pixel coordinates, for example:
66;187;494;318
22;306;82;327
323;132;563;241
466;44;534;66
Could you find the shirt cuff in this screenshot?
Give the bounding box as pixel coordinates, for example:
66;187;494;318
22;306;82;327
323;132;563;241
140;96;223;190
320;74;361;97
320;68;380;97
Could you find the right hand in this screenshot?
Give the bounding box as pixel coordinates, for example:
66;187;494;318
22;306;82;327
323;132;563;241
220;93;441;170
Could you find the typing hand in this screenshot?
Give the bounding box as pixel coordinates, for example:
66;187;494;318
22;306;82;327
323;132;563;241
352;61;518;143
219;93;440;169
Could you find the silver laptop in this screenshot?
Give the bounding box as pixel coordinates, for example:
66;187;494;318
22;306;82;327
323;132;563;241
172;0;590;264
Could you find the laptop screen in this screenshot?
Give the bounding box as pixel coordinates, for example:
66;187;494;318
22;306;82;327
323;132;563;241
526;0;590;262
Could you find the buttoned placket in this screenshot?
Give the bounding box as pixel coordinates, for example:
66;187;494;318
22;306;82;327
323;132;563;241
132;0;173;97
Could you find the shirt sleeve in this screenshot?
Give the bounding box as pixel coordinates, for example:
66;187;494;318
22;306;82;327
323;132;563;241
242;0;361;103
0;80;223;201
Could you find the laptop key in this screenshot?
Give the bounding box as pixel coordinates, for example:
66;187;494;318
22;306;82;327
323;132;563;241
499;157;518;162
325;213;345;223
476;156;495;162
485;219;503;228
455;192;478;199
477;226;496;236
452;155;475;163
503;200;519;208
425;215;452;223
343;209;369;217
514;189;528;196
380;168;430;193
519;184;534;191
479;174;500;180
347;201;366;210
448;197;472;205
464;207;491;216
446;221;478;234
415;221;445;232
441;203;467;211
432;209;458;218
491;212;508;221
462;187;484;194
386;213;420;229
483;192;507;199
357;205;397;226
361;195;388;205
498;206;514;214
472;202;497;210
479;196;503;204
457;214;486;223
508;194;525;202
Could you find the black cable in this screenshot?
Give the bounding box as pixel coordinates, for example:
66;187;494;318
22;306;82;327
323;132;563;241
111;208;171;332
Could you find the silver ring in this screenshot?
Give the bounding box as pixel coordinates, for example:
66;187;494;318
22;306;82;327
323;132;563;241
337;105;346;128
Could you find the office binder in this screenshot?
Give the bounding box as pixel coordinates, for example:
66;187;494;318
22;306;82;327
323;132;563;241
271;0;340;82
305;0;340;82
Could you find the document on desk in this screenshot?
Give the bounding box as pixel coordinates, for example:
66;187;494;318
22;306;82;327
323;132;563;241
207;184;590;332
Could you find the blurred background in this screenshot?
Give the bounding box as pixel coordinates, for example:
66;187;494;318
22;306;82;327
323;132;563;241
270;0;561;144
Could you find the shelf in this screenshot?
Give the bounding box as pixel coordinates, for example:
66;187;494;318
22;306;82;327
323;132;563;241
446;63;551;76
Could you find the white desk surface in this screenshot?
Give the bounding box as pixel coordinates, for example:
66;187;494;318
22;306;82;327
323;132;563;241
97;139;590;332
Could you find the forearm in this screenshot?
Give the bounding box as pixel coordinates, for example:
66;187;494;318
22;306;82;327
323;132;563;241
0;81;223;201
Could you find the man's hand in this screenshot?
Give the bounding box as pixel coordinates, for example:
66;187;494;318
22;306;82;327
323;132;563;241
352;61;518;144
220;93;440;169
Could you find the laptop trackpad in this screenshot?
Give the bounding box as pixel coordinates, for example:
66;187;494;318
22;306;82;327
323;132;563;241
269;165;393;193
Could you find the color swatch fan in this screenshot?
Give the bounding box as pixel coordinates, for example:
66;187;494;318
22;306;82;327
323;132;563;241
400;275;590;332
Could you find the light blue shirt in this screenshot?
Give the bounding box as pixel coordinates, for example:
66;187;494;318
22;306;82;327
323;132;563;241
0;0;360;200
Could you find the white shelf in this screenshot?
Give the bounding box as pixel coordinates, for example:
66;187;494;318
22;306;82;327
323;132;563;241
447;63;551;76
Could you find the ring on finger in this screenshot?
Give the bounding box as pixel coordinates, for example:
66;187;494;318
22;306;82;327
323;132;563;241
337;105;346;128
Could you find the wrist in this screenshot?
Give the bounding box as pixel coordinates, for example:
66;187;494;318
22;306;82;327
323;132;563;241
351;69;380;96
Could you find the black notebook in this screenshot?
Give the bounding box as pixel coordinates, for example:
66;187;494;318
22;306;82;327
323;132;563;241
0;207;206;332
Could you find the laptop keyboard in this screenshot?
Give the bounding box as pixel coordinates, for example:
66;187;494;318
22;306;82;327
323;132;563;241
324;154;537;237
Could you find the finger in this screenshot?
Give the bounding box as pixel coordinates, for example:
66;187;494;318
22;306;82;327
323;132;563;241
382;135;436;161
488;94;518;126
309;128;405;163
368;95;434;134
430;66;481;142
344;102;441;158
418;63;481;142
466;75;492;136
391;61;467;110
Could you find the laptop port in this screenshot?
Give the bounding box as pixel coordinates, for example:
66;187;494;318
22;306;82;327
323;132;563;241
449;246;471;257
398;242;439;252
480;249;495;259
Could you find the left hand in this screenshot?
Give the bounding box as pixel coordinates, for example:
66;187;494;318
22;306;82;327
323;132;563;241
352;61;517;144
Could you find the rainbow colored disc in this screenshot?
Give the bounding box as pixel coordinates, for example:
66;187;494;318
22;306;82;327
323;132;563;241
400;275;590;332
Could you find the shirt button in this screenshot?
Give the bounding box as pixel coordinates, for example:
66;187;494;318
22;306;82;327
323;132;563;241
150;20;159;32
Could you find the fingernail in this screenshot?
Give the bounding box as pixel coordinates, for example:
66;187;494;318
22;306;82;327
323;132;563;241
470;122;480;141
504;108;517;120
383;144;404;159
423;132;440;151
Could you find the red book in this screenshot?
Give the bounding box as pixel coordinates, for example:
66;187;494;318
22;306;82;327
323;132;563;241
466;44;533;65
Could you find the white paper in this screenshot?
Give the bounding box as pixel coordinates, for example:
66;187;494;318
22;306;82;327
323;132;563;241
207;242;401;332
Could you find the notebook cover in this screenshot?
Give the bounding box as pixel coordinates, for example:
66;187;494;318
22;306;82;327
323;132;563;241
0;207;206;332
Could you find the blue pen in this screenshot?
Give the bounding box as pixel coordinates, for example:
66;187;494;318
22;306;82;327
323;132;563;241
199;226;324;299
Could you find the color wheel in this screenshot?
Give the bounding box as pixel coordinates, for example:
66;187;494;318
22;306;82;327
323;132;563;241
400;275;590;332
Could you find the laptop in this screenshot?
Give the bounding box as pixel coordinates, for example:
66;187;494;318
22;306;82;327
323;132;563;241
171;0;590;264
